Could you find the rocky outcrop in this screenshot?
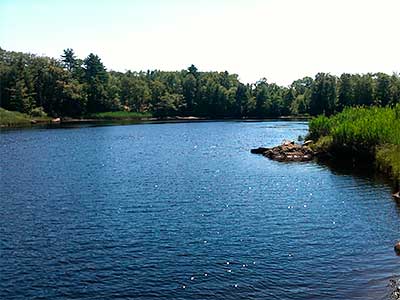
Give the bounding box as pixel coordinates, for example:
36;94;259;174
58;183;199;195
390;279;400;300
395;242;400;256
251;140;314;162
250;147;269;154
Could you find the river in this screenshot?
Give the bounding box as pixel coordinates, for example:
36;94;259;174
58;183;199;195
0;120;399;299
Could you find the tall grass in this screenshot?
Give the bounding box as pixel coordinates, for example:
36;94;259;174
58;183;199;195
0;108;51;127
308;105;400;185
87;111;152;120
376;145;400;189
0;108;32;126
309;105;400;148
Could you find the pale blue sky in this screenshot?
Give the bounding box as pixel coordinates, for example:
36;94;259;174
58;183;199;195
1;0;399;85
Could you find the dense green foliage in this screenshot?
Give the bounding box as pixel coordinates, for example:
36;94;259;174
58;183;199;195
309;105;400;184
1;48;400;119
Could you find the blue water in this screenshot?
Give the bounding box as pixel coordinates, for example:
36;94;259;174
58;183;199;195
1;121;399;300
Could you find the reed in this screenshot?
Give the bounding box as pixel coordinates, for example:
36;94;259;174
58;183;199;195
308;105;400;185
87;111;152;120
0;108;32;127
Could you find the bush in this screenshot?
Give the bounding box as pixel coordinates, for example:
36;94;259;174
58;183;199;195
30;107;47;118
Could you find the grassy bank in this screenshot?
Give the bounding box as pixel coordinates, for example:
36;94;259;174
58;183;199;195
308;105;400;187
0;108;32;126
87;111;152;120
0;108;51;127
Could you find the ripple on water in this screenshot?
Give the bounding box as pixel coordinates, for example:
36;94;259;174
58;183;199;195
0;121;398;300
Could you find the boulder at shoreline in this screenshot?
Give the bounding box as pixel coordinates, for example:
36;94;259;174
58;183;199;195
395;241;400;255
251;140;314;162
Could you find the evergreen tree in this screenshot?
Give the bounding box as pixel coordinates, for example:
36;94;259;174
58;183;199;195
282;88;295;116
1;48;399;119
235;83;249;117
337;73;354;111
375;72;391;106
310;73;337;116
83;53;110;112
389;73;400;106
354;74;375;106
183;72;197;114
9;79;34;113
61;48;77;72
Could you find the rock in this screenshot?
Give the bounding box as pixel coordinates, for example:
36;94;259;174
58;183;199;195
30;120;37;124
393;192;400;200
51;117;61;123
251;142;315;162
395;242;400;255
303;140;313;146
282;140;295;146
250;147;269;154
390;279;400;299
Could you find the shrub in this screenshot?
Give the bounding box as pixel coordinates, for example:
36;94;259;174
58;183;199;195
30;107;47;118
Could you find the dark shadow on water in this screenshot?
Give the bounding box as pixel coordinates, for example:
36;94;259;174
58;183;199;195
1;118;309;132
317;157;388;183
316;157;399;194
316;157;400;224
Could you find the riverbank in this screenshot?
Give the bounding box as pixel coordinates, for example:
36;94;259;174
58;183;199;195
308;105;400;190
0;108;310;128
0;109;165;128
0;108;52;127
251;105;400;192
86;111;153;120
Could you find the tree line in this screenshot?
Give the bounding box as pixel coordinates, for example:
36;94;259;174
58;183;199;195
1;47;399;118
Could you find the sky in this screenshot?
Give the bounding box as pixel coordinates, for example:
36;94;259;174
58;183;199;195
1;0;399;85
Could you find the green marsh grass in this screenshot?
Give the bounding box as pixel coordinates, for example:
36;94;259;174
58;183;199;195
0;108;51;127
309;105;400;185
87;111;152;120
0;108;33;127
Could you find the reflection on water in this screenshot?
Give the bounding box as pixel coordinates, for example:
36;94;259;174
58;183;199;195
0;120;399;300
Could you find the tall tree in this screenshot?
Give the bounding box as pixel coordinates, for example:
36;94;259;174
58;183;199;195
389;73;400;106
282;88;295;116
337;73;354;111
375;72;391;106
83;53;110;112
310;73;337;116
61;48;77;72
254;79;269;117
354;74;375;106
235;83;249;117
183;71;197;114
8;79;34;113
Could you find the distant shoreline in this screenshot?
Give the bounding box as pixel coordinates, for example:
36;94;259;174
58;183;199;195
62;115;311;123
0;111;311;129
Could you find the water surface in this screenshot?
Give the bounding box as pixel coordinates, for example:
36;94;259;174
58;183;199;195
1;121;399;300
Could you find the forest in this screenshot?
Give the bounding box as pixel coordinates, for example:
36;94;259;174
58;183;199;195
1;47;400;119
